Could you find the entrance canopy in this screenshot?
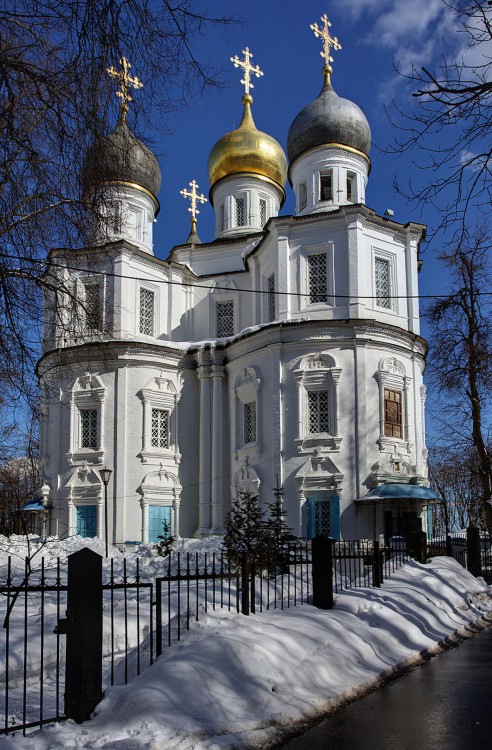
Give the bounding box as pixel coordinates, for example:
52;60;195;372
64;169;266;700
356;483;440;506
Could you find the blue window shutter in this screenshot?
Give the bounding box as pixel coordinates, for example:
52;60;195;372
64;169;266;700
307;497;315;540
76;505;97;537
330;495;341;540
149;505;171;543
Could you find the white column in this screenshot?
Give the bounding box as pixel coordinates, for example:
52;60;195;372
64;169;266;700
196;349;212;535
142;500;148;543
211;357;225;532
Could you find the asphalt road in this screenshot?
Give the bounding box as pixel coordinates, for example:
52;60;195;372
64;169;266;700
278;623;492;750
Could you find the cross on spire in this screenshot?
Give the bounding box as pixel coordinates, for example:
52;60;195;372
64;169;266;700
106;57;143;121
230;47;263;97
180;180;208;220
310;13;342;69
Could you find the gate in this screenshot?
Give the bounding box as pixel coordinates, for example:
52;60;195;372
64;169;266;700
1;555;68;735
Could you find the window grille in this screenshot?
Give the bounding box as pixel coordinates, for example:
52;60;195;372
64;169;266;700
259;199;267;226
347;172;355;202
308;391;329;433
384;389;402;438
375;258;391;308
84;283;101;331
139;288;155;336
320;172;333;201
267;274;276;322
151;408;169;448
299;181;307;211
244;402;257;444
80;409;98;449
216;301;234;337
236;198;245;226
308;253;327;304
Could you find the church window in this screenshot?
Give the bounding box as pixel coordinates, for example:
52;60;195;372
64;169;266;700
243;402;257;444
151;408;169;448
259;198;267;226
375;257;391;308
347;172;356;202
236;198;245;227
83;282;102;332
293;354;342;452
299;180;307;212
139;288;155;336
384;389;402;438
220;202;226;231
308;253;328;304
216;301;234;338
307;391;330;434
267;273;276;322
320;171;333;201
80;409;98;449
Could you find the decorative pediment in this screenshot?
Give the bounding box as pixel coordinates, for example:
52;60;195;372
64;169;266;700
295;452;343;493
379;357;406;377
368;447;417;487
139;466;182;502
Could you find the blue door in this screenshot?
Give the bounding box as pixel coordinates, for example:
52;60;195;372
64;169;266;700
148;505;171;543
76;505;97;537
307;495;340;539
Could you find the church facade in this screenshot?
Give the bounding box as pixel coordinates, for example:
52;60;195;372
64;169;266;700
38;16;429;546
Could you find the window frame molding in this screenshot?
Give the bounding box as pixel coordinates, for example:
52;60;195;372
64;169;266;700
210;282;239;338
234;367;262;461
68;374;106;465
372;247;398;314
301;243;335;309
293;354;342;453
137;282;158;338
138;376;181;464
376;357;412;453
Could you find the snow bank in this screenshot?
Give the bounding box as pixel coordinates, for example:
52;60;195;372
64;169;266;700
0;541;491;750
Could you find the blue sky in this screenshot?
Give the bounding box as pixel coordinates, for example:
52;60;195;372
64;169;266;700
137;0;472;304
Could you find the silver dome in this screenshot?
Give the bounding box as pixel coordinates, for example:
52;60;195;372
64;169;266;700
83;119;161;198
287;82;371;165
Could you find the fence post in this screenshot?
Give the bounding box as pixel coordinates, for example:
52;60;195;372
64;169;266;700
312;534;334;609
241;550;250;616
65;548;103;724
466;526;481;577
406;530;427;563
372;541;381;587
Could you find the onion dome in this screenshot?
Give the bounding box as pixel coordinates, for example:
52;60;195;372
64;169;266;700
207;93;287;195
83;118;161;199
287;67;371;166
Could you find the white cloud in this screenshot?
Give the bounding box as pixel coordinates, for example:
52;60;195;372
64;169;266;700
333;0;463;75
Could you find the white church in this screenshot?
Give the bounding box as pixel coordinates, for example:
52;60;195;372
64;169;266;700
37;14;432;546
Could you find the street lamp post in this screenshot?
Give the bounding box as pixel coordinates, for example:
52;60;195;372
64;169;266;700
100;467;113;557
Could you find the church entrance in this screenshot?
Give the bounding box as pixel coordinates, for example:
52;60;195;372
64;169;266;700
307;494;340;539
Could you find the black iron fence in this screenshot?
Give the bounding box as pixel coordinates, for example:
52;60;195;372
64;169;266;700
2;529;489;737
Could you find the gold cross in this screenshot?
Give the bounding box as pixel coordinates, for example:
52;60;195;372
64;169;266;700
230;47;263;97
310;13;342;68
180;180;207;220
107;57;143;120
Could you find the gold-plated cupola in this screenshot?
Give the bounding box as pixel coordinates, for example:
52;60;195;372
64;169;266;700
207;47;287;195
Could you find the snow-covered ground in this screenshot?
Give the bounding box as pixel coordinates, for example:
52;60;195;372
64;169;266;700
0;535;491;750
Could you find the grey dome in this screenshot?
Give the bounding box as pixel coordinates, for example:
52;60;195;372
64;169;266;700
83;119;161;198
287;82;371;165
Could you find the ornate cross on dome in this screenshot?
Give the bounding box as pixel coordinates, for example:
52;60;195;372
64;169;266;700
107;57;143;121
230;47;263;97
180;180;207;219
310;13;342;69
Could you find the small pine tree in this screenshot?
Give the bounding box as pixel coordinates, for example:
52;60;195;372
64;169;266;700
154;518;175;557
264;482;296;572
223;489;267;564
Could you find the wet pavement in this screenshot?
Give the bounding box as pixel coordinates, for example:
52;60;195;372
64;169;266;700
278;623;492;750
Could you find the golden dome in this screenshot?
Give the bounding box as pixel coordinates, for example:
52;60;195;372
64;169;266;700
207;94;287;193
